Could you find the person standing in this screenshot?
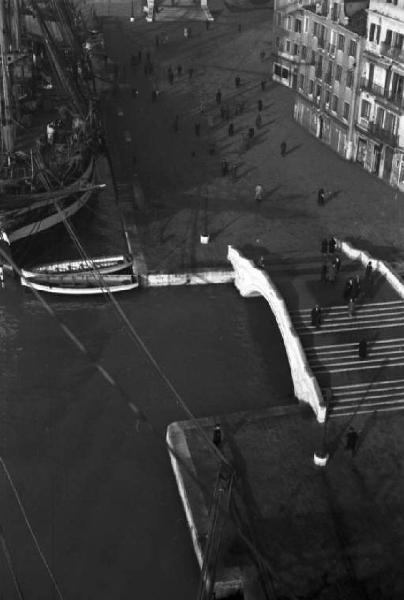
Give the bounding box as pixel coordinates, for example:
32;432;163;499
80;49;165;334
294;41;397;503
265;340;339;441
235;75;241;87
329;264;336;284
177;64;182;76
205;20;210;30
258;99;263;111
332;256;341;273
328;237;337;254
348;297;355;317
321;263;328;283
345;427;359;456
344;277;354;301
358;339;368;359
248;127;255;139
318;188;325;206
255;113;262;128
311;305;322;328
280;141;287;156
221;159;229;176
255;184;264;203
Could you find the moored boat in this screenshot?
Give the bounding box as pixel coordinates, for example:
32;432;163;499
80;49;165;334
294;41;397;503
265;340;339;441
21;253;133;277
20;272;139;295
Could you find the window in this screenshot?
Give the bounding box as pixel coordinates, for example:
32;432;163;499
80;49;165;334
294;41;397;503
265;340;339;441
349;39;357;57
293;44;299;56
275;36;280;49
343;102;350;119
316;84;322;98
385;112;396;133
286;16;292;30
361;99;371;119
295;19;302;33
394;33;404;49
311;50;316;64
332;2;339;21
304;18;309;33
376;106;385;126
281;68;289;79
286;40;291;53
369;23;376;41
346;70;353;88
299;74;305;89
331;94;338;112
277;11;282;26
301;45;307;60
274;64;282;77
309;79;314;94
385;29;392;46
313;22;319;37
338;34;345;51
325;90;330;105
336;65;342;81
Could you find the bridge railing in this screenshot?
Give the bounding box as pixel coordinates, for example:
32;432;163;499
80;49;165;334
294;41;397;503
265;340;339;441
338;239;404;301
227;246;326;423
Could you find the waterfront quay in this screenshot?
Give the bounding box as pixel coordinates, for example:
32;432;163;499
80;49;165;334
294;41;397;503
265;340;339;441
87;1;404;598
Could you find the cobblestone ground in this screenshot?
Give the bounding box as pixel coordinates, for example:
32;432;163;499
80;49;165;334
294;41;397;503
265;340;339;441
99;0;404;274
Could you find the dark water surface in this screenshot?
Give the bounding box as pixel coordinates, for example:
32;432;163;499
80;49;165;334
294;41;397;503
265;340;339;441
1;230;293;599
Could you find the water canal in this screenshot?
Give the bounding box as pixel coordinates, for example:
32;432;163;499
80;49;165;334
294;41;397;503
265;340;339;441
0;243;293;598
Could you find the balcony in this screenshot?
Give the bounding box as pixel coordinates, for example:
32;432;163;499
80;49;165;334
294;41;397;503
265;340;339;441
380;42;404;63
368;122;399;147
361;78;404;110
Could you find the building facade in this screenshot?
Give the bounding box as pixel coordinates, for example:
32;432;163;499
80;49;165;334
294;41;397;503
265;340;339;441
355;0;404;189
273;0;368;160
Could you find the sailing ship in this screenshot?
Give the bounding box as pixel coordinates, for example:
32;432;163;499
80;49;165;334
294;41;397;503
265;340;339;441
0;0;101;245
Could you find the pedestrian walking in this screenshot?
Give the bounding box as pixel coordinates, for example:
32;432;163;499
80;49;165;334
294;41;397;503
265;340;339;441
213;424;222;446
365;261;373;282
311;304;322;328
177;64;182;76
255;113;262;128
258;99;263;111
188;67;194;79
320;263;328;283
345;427;358;456
228;122;234;136
231;161;240;180
348;297;355;317
280;141;287;157
248;127;255;139
173;115;179;132
328;237;337;254
352;275;361;300
358;338;368;359
221;158;229;176
343;277;354;301
261;79;267;91
332;256;341;273
255;184;264;203
194;122;201;136
235;75;241;88
321;238;328;255
216;89;222;105
329;264;336;284
318;188;325;206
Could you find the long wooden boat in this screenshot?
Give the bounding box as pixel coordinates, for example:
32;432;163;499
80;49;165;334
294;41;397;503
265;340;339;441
20;272;139;295
21;253;132;278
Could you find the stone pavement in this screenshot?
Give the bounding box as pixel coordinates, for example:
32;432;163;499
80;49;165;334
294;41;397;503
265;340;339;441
98;0;404;276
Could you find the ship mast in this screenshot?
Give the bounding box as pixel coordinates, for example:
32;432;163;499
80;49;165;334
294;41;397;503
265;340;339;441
0;0;16;153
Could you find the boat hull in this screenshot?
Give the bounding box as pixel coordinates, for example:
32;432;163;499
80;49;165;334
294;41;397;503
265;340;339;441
20;275;139;296
21;254;133;277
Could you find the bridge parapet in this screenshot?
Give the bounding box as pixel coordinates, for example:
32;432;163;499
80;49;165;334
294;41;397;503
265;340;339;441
338;239;404;300
228;245;326;423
